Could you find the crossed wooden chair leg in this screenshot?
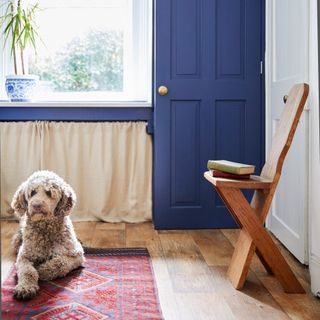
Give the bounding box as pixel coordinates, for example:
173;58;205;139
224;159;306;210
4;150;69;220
217;187;305;293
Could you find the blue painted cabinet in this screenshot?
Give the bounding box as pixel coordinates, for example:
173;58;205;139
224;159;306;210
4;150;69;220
153;0;265;229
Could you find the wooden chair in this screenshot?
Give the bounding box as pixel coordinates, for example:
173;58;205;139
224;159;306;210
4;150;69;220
204;83;309;293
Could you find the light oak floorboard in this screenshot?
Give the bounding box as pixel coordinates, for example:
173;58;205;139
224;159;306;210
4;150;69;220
1;221;319;319
1;220;19;283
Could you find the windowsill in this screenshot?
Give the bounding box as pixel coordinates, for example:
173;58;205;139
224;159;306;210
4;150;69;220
0;101;152;108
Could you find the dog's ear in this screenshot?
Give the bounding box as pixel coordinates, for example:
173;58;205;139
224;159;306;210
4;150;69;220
55;183;76;217
11;182;27;218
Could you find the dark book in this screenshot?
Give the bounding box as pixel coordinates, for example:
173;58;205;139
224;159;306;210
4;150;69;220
210;169;251;180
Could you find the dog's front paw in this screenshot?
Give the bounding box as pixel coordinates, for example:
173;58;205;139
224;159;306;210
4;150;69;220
37;265;56;281
13;283;39;300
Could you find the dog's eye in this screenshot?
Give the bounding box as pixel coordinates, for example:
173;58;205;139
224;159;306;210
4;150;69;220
30;190;37;197
45;190;52;198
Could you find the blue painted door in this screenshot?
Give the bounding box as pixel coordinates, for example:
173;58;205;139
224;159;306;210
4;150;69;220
154;0;264;229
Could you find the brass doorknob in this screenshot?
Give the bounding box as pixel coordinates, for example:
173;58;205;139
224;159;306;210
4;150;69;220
283;95;288;104
158;85;168;96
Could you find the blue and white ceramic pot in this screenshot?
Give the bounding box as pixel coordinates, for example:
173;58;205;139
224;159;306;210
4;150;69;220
5;75;39;102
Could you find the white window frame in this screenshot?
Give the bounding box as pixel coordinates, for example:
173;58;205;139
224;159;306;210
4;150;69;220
0;0;11;101
0;0;152;107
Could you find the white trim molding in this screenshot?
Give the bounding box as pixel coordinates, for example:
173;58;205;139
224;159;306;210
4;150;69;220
310;254;320;296
309;0;320;297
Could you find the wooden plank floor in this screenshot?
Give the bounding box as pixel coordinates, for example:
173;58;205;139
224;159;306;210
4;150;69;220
1;220;320;320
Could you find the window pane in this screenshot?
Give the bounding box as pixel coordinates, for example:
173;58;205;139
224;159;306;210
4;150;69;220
26;0;151;102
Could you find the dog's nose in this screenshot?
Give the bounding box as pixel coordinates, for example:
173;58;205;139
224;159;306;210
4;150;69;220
32;203;42;211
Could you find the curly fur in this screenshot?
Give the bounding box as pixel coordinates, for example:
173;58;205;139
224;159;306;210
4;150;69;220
11;171;84;300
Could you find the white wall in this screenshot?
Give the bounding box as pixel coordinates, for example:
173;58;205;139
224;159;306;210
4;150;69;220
309;0;320;297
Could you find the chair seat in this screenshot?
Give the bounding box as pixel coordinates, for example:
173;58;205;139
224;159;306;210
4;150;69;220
204;171;272;189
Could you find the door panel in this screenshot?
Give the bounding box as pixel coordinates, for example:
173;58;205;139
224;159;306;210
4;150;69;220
216;0;245;78
266;0;308;263
154;0;264;229
170;100;201;207
171;0;201;78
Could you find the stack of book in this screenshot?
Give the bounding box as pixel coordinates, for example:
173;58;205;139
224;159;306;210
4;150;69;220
207;160;255;179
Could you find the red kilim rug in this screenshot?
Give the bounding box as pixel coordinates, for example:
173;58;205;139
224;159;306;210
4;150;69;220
1;248;163;319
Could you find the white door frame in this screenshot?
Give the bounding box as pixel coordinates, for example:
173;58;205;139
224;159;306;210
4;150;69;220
309;0;320;297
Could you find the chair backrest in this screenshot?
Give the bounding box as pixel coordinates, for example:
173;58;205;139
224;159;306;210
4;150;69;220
261;83;309;182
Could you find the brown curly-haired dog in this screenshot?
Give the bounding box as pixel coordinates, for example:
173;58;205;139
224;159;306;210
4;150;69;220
11;171;84;300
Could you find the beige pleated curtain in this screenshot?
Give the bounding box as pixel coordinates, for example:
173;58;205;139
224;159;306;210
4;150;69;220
0;121;152;222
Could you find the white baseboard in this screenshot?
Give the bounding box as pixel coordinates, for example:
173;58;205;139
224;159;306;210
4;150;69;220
310;253;320;297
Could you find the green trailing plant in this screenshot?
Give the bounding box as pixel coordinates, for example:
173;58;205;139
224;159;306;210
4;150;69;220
0;0;41;75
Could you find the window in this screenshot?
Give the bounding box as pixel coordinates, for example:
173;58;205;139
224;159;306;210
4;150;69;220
1;0;152;103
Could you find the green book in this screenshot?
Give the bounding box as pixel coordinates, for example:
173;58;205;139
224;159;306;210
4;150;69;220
207;160;255;175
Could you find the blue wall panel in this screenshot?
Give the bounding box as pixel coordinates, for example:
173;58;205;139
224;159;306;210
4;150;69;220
0;107;153;122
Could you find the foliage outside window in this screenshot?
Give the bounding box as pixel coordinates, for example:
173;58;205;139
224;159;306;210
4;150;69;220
30;30;123;92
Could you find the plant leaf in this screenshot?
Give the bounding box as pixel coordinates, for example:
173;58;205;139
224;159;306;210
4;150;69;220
1;1;42;69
